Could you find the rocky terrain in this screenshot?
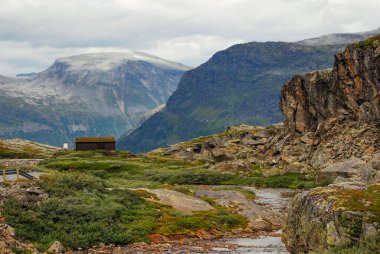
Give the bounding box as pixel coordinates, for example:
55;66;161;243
0;52;190;147
118;28;380;153
1;36;380;254
149;35;380;253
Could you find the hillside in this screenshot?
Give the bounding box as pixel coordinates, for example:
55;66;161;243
0;52;190;147
118;29;379;153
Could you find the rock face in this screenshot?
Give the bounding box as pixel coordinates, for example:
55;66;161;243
0;52;190;147
280;35;380;133
283;183;380;253
280;36;380;253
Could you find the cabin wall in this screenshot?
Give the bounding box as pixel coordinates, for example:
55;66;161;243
75;142;116;151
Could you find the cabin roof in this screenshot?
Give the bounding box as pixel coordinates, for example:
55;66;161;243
75;137;116;143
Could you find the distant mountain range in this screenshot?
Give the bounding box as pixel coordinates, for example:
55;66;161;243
117;28;380;152
0;52;191;147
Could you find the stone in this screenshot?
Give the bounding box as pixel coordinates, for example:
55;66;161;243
242;138;267;146
26;186;45;195
253;131;270;139
48;241;65;253
280;42;380;133
163;147;181;156
299;133;314;145
319;158;376;182
211;148;233;162
139;189;213;215
371;159;380;170
283;183;380;253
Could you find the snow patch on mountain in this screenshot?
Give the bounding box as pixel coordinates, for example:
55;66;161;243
56;52;191;72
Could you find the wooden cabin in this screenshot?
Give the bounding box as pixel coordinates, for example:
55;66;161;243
75;137;116;151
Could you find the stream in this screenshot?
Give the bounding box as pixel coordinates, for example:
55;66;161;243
119;187;298;254
203;187;296;254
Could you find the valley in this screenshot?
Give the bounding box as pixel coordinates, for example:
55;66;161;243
0;27;380;254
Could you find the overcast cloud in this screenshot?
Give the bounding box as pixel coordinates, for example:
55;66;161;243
0;0;379;76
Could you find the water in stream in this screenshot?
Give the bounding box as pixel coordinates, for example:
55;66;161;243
204;187;296;253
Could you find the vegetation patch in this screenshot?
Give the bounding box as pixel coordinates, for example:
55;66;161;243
3;172;158;251
42;152;323;189
310;236;380;254
336;184;380;224
154;206;247;235
355;34;380;49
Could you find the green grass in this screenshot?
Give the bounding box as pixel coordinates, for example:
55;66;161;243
337;184;380;223
154;205;247;235
3;172;158;251
2;151;328;251
355;34;380;49
41;151;324;189
0;147;41;159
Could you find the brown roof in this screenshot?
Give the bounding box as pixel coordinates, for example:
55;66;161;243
75;137;116;143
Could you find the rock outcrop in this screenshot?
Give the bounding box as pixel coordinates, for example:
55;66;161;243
280;36;380;253
283;183;380;253
280;35;380;133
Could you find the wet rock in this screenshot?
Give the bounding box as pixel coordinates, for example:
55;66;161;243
140;189;214;214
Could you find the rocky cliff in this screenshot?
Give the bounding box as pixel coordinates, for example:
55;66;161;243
280;35;380;133
280;35;380;253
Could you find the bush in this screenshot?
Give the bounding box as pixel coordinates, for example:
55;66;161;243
3;172;158;251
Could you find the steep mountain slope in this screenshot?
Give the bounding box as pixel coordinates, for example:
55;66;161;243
118;29;380;153
116;45;338;152
0;52;190;147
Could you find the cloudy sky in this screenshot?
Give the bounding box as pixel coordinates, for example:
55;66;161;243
0;0;379;76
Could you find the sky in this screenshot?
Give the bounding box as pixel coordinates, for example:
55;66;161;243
0;0;379;76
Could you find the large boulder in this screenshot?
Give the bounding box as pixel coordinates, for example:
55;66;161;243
283;183;380;253
319;158;376;183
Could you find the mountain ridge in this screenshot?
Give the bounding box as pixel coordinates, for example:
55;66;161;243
118;29;380;153
0;52;191;147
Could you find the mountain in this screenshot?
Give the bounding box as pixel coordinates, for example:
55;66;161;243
0;52;191;147
118;42;341;152
153;35;380;253
118;29;380;153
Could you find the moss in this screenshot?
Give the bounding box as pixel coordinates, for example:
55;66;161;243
153;206;247;235
355;35;380;49
336;184;380;223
